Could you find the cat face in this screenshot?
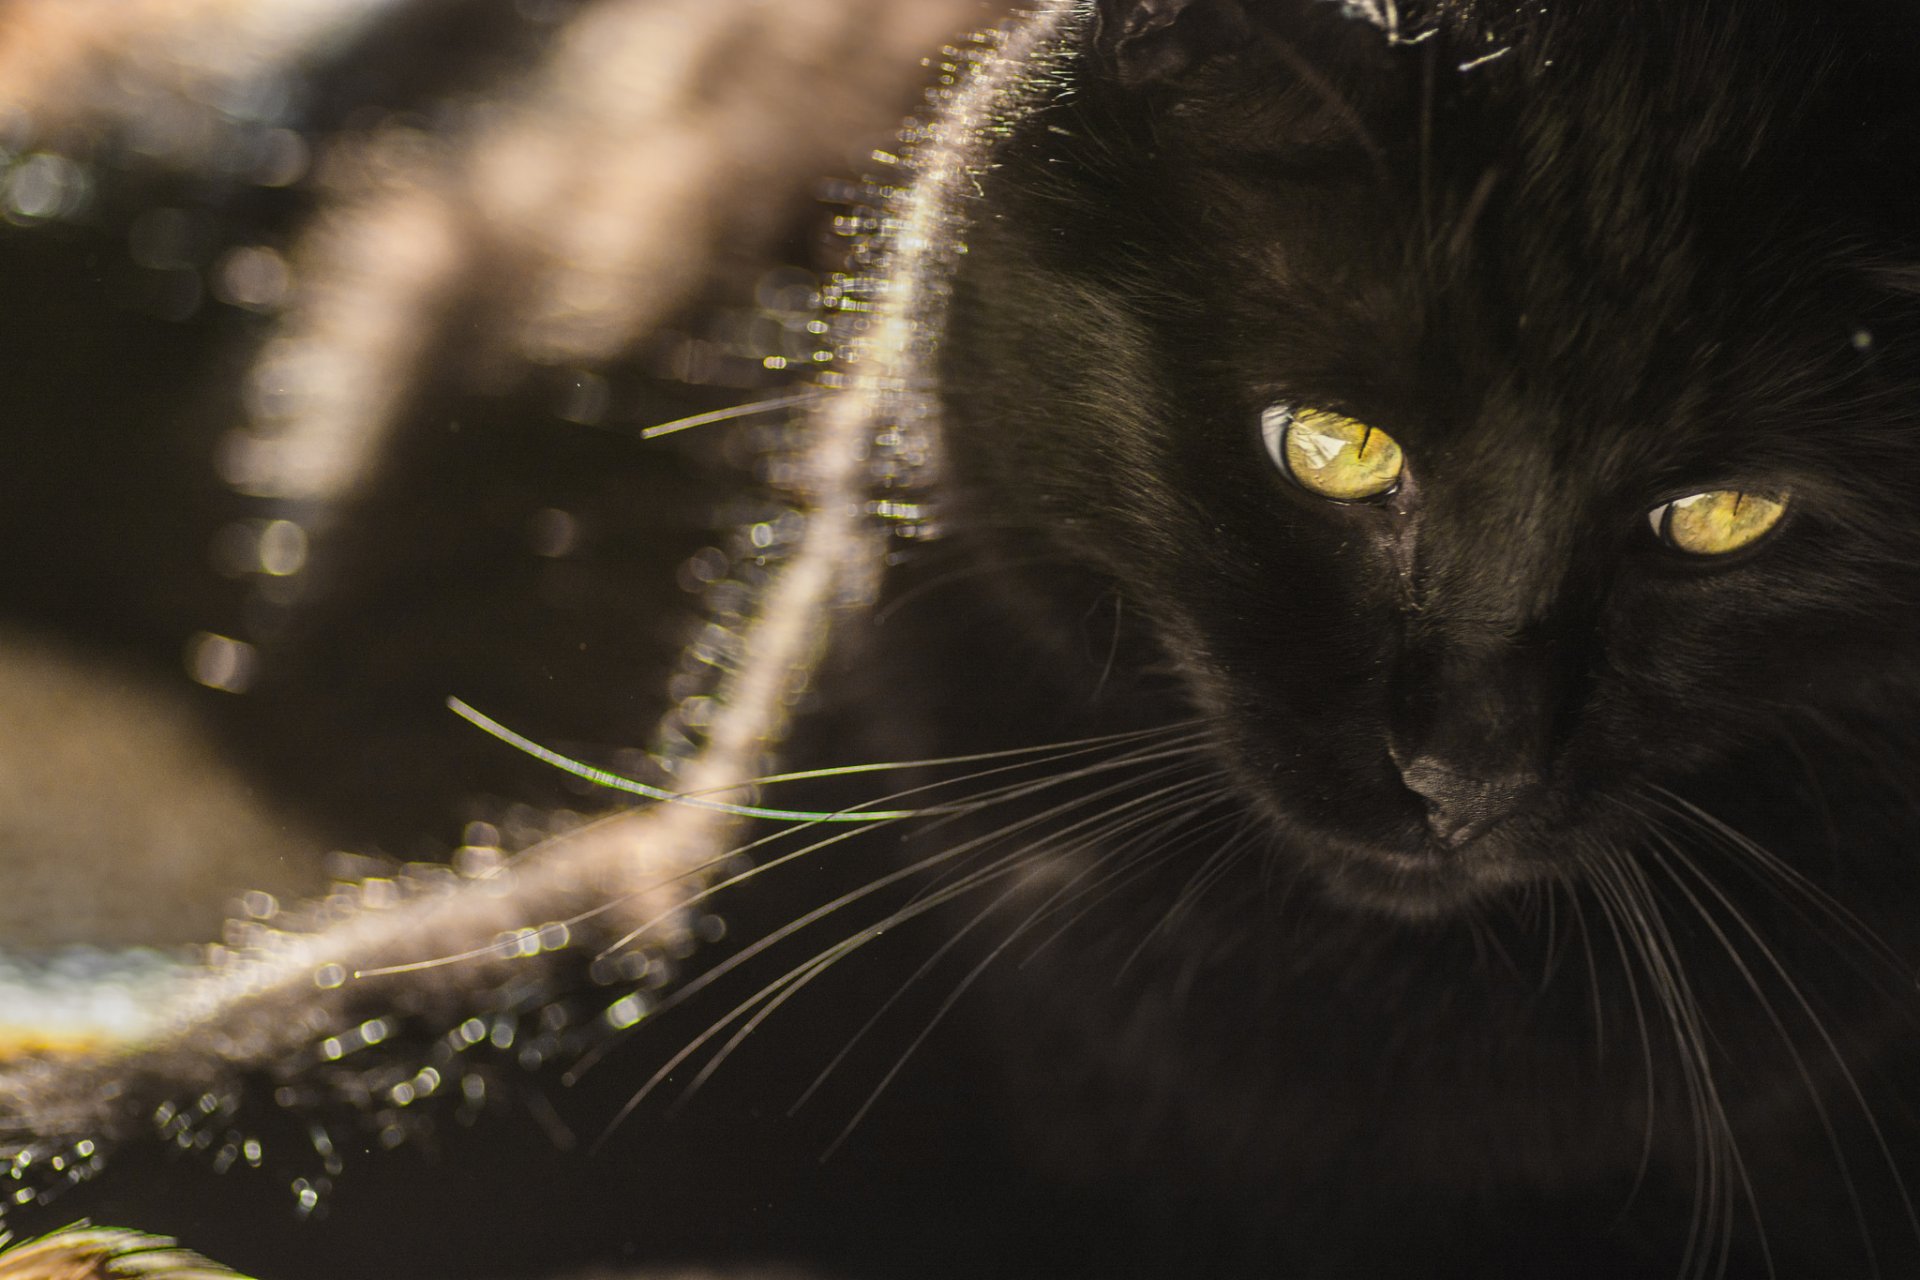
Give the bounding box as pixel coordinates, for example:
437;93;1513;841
940;0;1920;917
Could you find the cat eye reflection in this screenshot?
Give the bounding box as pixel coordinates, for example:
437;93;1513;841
1262;406;1404;502
1647;488;1790;556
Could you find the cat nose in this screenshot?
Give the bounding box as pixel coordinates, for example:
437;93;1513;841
1394;754;1541;849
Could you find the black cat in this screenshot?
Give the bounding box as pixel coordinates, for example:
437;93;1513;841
885;0;1920;1274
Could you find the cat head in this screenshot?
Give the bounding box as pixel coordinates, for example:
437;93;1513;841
938;0;1920;917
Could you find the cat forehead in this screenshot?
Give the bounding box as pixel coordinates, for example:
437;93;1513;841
1076;2;1920;472
1201;85;1894;454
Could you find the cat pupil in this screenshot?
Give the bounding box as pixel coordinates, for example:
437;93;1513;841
1261;404;1404;501
1648;488;1791;556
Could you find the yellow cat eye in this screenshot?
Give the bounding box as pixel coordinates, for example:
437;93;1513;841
1648;488;1790;556
1262;406;1405;501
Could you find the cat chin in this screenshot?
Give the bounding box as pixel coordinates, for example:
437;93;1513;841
1293;825;1540;921
1312;857;1526;921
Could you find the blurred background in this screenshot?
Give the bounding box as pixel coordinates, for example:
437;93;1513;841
0;1;1003;1274
0;0;994;942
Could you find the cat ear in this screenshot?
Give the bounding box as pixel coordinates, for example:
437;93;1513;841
1092;0;1256;85
1092;0;1400;86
